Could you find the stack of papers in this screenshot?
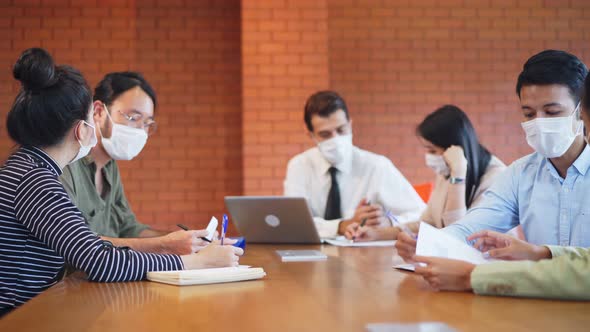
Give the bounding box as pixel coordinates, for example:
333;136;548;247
147;266;266;286
393;222;496;271
324;236;396;247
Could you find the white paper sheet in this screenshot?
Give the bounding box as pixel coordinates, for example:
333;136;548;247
324;236;396;247
392;263;416;271
415;222;497;265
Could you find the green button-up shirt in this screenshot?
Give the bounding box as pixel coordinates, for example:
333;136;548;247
59;157;149;238
471;246;590;300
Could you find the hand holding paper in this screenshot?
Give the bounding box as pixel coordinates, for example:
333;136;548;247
467;230;551;261
401;222;497;291
415;222;496;265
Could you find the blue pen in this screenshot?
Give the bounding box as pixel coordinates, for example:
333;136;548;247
386;210;417;240
221;214;229;245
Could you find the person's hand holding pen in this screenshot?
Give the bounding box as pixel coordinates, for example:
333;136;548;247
175;224;236;254
180;240;244;269
347;225;388;242
346;210;417;242
394;215;419;262
350;200;371;241
157;228;209;255
340;199;385;236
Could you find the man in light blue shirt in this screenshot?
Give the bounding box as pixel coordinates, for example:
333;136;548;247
396;50;590;260
442;145;590;247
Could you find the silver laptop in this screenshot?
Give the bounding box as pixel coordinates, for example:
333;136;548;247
224;196;321;244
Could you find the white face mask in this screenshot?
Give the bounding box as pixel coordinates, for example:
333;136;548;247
317;134;353;166
521;104;582;158
425;153;450;177
71;120;97;164
100;105;148;161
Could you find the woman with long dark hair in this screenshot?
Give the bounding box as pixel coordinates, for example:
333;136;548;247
348;105;505;241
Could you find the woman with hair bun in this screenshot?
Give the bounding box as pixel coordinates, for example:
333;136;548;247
0;48;243;317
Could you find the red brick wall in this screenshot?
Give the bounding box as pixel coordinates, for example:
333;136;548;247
2;0;589;231
241;0;330;195
328;0;590;184
242;0;590;194
0;0;242;230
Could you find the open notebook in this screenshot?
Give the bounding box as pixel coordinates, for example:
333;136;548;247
147;266;266;286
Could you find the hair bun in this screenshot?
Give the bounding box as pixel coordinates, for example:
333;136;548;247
13;48;58;91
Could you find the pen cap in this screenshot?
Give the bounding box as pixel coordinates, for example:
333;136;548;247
230;237;246;251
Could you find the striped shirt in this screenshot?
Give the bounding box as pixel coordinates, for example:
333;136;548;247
0;147;183;311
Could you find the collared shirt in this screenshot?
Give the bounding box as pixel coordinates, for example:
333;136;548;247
421;156;506;228
60;156;149;238
284;146;426;238
443;144;590;247
0;147;182;312
471;246;590;300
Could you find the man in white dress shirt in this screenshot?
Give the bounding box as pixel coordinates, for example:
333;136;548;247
283;91;426;238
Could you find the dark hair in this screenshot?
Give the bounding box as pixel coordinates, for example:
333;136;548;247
584;73;590;113
417;105;492;208
516;50;588;103
304;91;349;132
7;48;92;147
94;71;157;109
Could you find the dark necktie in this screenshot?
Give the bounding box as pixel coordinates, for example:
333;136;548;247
324;167;342;220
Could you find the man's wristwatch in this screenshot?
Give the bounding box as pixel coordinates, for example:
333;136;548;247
448;176;465;184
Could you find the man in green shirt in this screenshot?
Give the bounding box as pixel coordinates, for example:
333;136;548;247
60;72;215;255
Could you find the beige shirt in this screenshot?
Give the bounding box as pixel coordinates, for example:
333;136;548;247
420;156;506;228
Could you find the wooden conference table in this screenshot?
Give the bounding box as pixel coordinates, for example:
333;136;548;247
1;244;587;332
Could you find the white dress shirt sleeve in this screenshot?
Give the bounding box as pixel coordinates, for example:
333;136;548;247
312;217;341;239
374;157;426;223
